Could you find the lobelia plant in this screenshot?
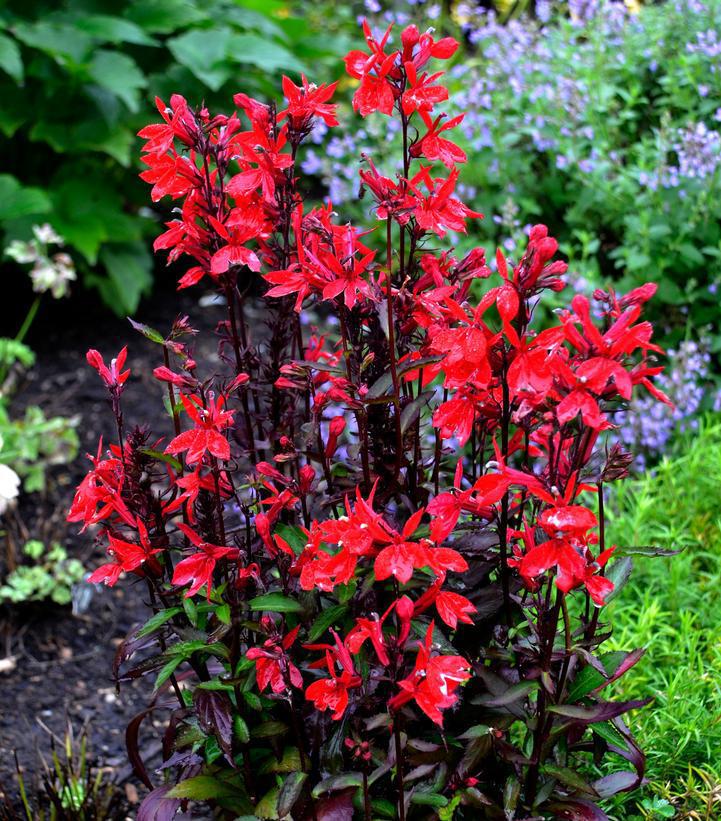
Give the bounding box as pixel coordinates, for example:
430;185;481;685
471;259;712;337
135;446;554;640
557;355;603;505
69;18;674;821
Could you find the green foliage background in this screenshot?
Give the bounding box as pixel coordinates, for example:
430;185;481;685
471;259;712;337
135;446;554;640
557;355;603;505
0;0;345;314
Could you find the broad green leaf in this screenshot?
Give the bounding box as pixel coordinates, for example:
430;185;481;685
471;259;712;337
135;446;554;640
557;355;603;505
249;592;303;613
227;33;306;74
153;655;183;691
138;449;182;472
472;680;537;708
125;0;207;35
167;27;234;91
128;319;165;344
12;22;94;64
0;83;27;136
543;764;598;796
0;175;51;221
410;792;449;807
30;117;135;165
74;14;159;46
49;173;140;262
233;715;250;744
274;523;308;554
0;34;23;83
251;720;289;739
99;241;153;315
605;556;633;603
254;785;280;819
166;640;229;660
259;747;302;774
88;50;146;112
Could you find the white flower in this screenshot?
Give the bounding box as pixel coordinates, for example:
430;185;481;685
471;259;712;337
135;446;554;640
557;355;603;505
0;464;21;516
32;223;64;246
29;252;76;299
6;239;38;265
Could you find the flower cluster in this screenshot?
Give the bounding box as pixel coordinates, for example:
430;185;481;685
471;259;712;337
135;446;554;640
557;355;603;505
6;223;76;299
71;18;672;820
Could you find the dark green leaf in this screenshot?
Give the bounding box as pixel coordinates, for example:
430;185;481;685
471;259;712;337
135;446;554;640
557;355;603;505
312;772;363;797
0;175;51;221
167;775;242;800
135;607;182;638
252;721;289;739
167;27;233;91
0;34;23;83
278;772;308;817
308;604;348;642
249;592;303;613
543;764;598;797
99;241;153;315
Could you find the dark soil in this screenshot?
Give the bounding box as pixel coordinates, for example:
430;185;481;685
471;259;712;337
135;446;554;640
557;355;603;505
0;282;228;814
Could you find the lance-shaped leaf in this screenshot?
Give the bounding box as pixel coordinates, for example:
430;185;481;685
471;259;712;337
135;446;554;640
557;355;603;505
136;785;181;821
568;649;645;702
194;689;234;765
312;772;364;797
543;764;599;797
278;772;308;817
548;698;650;724
544;798;609;820
593;770;638;798
472;680;537;708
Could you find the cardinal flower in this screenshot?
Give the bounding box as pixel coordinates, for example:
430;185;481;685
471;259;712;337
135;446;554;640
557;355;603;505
172;523;239;599
345;22;398;117
86;347;130;390
247;625;303;693
305;632;361;719
388;623;470;725
411;111;467;168
88;521;162;586
279;75;339;129
406;167;483;237
166;393;234;465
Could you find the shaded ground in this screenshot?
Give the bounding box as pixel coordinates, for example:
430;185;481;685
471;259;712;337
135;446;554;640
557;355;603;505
0;284;227;812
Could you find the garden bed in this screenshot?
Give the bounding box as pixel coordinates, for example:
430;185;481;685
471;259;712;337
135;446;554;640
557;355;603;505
0;285;225;808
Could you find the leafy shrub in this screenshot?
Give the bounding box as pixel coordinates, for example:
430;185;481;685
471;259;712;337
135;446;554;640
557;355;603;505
313;0;721;349
70;17;674;820
0;0;346;315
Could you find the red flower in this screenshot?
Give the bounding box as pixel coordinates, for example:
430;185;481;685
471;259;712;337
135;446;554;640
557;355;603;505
401;62;448;115
279;75;339;129
345;22;398;117
171;523;239;599
88;521;162;586
86;347;130;389
305;633;361;719
247;625;303;694
166;393;234;465
519;536;587;594
164;467;230;523
411;112;467;168
67;443;134;531
412;573;476;630
406;167;483;237
388;623;470;725
539;505;598;538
